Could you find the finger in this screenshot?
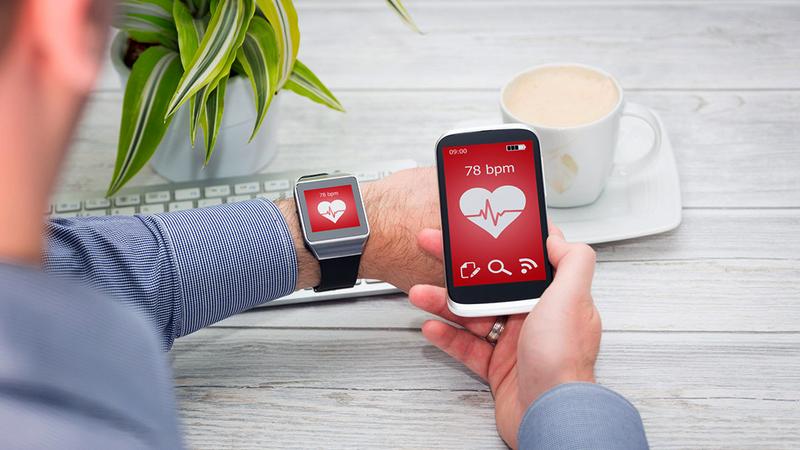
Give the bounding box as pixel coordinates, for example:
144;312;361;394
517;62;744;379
416;228;444;260
422;320;493;381
547;220;564;240
409;284;499;336
545;236;596;302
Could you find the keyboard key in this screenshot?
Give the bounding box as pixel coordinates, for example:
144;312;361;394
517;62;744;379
175;188;201;201
264;179;290;191
234;182;260;195
44;204;52;214
52;212;79;218
111;207;136;215
356;171;379;182
78;210;108;217
364;279;383;284
55;201;81;213
85;198;111;210
169;201;194;212
139;204;165;214
115;195;141;207
256;192;281;201
226;194;252;203
145;191;170;203
198;198;223;208
204;185;230;198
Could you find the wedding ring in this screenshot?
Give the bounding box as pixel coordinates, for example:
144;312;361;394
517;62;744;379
485;316;507;345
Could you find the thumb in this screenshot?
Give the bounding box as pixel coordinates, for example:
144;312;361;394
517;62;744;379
416;228;444;261
544;233;596;303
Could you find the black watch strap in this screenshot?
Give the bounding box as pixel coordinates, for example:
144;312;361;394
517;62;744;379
315;254;362;292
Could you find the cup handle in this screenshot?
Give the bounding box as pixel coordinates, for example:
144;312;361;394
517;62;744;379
613;102;662;176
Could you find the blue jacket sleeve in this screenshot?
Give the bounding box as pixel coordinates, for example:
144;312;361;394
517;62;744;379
44;199;298;351
518;383;649;450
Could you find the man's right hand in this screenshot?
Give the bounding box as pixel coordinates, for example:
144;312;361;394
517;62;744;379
408;224;602;449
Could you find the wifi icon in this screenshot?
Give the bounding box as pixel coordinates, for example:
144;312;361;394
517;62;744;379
519;258;538;274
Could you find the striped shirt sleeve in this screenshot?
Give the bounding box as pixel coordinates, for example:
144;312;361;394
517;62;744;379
45;198;298;350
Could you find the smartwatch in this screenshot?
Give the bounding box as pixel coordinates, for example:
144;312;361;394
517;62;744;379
294;173;370;292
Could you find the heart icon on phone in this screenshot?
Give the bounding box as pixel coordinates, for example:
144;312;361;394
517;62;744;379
459;186;526;238
317;199;347;223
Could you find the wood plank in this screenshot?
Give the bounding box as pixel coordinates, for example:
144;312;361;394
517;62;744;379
172;329;800;399
177;387;505;449
177;387;800;449
173;329;800;448
96;2;800;92
65;90;800;207
213;257;800;332
288;1;800;90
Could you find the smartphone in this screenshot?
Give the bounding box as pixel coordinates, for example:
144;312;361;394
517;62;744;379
435;124;553;317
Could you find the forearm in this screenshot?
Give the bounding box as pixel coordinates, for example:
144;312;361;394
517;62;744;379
517;383;649;450
44;199;297;350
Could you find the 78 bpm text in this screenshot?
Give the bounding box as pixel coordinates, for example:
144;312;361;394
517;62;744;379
465;164;516;176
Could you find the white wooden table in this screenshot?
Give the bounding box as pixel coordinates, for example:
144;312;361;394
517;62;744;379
66;1;800;448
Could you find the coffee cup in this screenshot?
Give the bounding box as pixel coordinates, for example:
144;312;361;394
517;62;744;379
500;63;661;207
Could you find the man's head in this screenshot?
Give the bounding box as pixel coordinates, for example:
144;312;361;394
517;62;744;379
0;0;113;263
0;0;113;141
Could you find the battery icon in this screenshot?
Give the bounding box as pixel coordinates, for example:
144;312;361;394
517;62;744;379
506;144;527;151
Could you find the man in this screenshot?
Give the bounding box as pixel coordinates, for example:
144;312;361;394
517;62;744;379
0;1;648;448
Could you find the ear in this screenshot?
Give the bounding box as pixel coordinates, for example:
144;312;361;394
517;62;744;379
27;0;110;92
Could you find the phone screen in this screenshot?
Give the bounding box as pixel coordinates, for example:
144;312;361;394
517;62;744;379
437;129;551;304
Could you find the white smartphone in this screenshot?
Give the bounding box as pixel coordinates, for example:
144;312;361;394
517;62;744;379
435;124;553;317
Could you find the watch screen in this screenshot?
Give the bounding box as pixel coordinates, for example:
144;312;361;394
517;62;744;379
442;140;546;287
303;184;361;232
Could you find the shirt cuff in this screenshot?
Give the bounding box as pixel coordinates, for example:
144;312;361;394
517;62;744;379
149;198;298;337
518;382;649;450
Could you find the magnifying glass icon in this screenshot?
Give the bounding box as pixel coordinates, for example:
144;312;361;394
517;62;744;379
487;259;512;276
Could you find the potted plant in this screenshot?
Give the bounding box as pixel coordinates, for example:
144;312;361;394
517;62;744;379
108;0;418;195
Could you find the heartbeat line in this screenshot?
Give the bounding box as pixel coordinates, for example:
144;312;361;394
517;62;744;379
463;199;524;226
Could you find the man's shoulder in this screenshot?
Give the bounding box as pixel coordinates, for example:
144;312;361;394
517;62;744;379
0;262;181;448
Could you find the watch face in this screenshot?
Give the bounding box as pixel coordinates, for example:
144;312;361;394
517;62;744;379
303;184;361;232
295;175;369;243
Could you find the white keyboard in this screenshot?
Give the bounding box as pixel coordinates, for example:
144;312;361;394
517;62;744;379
51;159;418;307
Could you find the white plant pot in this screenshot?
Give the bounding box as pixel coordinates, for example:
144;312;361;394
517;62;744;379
110;32;280;182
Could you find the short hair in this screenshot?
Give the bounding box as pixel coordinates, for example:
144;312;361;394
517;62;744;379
0;1;21;57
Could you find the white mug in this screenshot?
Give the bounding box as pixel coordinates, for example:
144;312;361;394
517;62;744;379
500;63;662;208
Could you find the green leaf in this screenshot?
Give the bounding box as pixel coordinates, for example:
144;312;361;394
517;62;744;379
201;75;229;164
385;0;422;33
284;59;344;112
115;0;178;49
173;0;210;145
173;0;206;69
108;46;183;196
186;0;211;16
166;0;254;117
255;0;299;89
236;16;279;141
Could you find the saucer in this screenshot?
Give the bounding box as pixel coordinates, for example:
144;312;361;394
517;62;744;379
457;108;681;244
547;108;681;244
